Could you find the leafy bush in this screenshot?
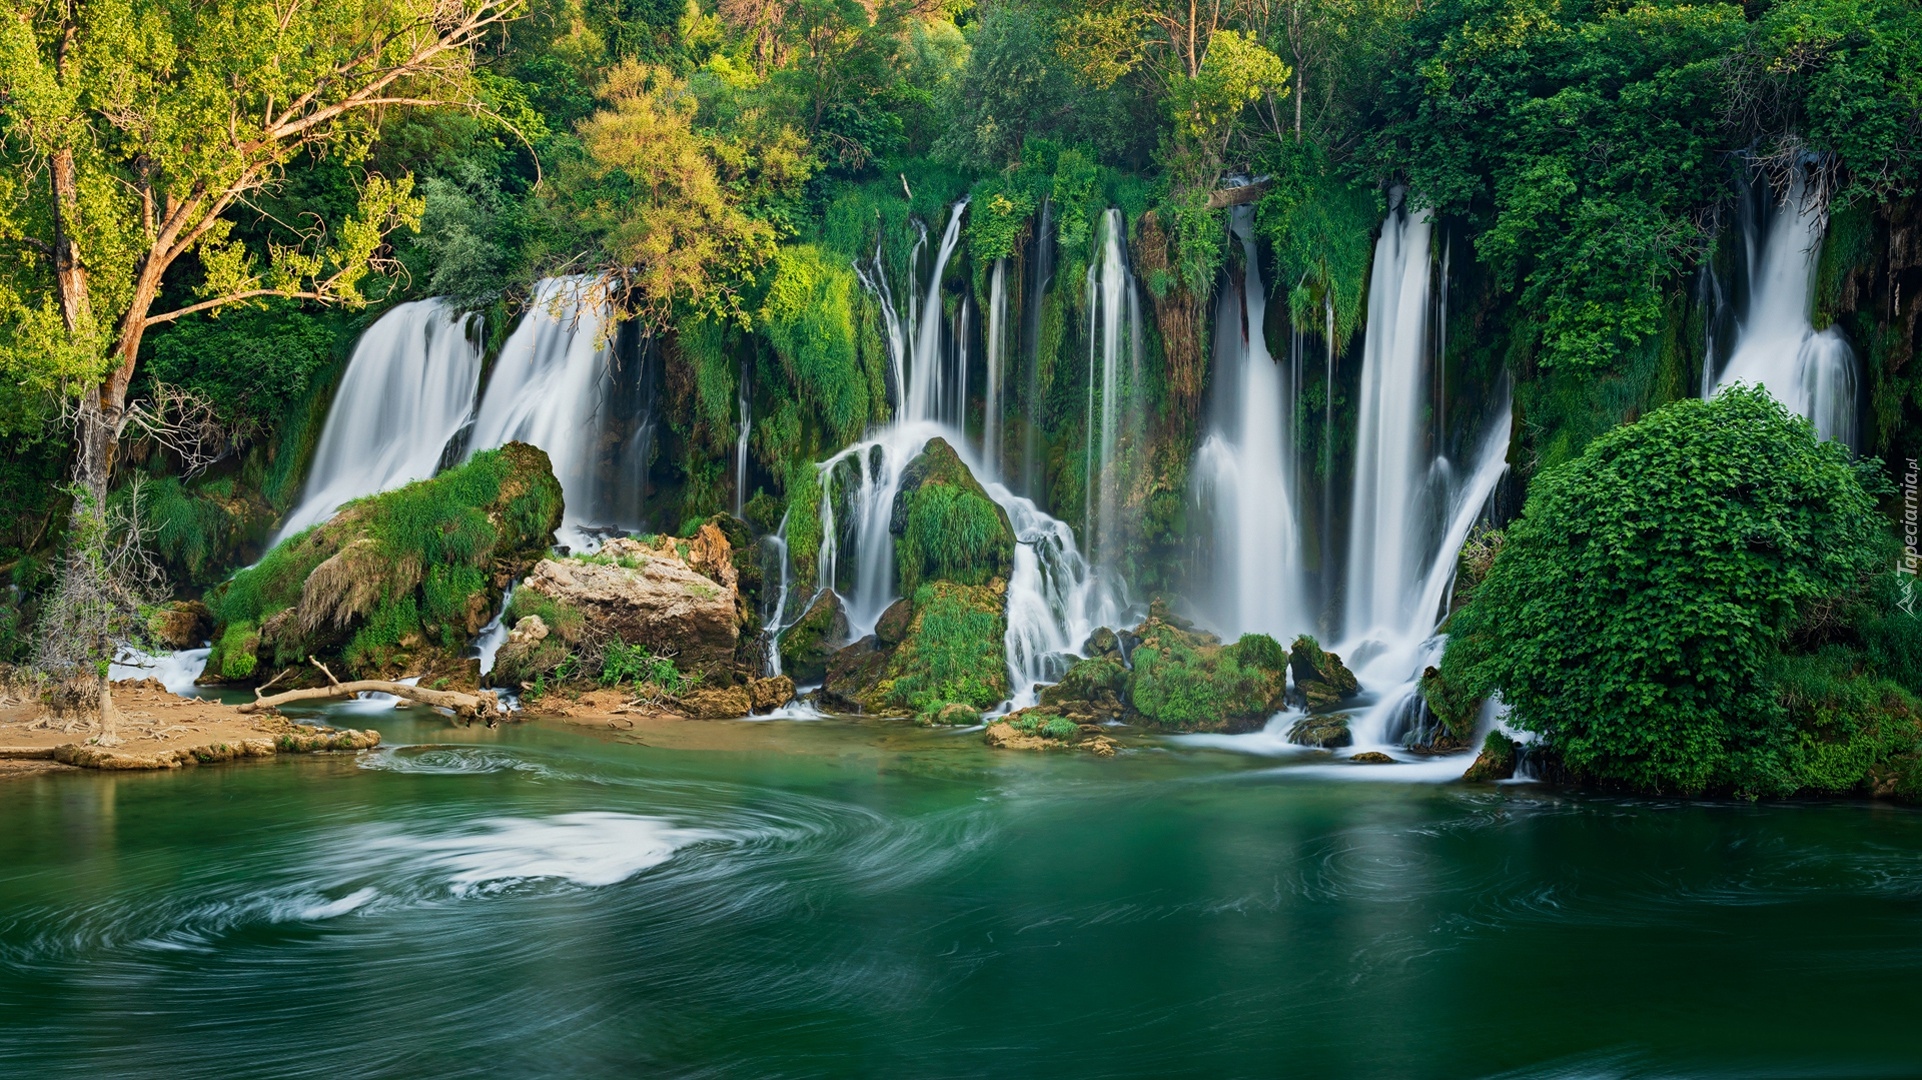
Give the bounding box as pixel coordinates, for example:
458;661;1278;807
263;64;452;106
144;305;338;440
1128;624;1281;730
1438;388;1894;794
600;640;687;692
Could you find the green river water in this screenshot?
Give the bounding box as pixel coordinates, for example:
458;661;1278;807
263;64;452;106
2;707;1920;1078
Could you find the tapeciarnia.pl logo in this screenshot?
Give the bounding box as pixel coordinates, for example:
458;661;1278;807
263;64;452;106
1901;457;1919;617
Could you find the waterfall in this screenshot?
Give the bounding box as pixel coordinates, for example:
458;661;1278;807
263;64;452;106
1712;169;1859;446
735;358;752;516
466;277;657;548
1344;195;1437;641
1021;198;1054;502
1082;209;1140;572
983;258;1009;476
1345;402;1513;748
806;199;1122;707
278;299;482;537
1194;204;1310;640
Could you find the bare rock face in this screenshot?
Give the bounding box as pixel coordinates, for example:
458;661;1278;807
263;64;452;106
747;674;795;712
521;536;739;675
675;685;753;719
148;601;213;650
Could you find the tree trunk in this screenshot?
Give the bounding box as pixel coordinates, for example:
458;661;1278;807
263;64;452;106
239;681;504;726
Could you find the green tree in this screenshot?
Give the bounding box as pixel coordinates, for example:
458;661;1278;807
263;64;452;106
1437;387;1890;794
0;0;515;731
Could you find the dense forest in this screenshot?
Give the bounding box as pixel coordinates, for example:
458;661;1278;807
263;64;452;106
2;0;1920;795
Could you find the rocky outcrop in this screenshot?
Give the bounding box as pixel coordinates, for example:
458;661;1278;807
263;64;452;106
1288;636;1359;708
747;674;795;712
821;580;1009;716
148;601;213;650
890;438;1014;593
984;709;1118;756
1039;655;1128;718
202;442;563;688
518;533;740;676
1287;713;1353;749
674;685;753;720
1463;730;1517;782
779;589;849;684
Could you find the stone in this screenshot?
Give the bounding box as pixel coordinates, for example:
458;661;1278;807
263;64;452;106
1462;731;1517;782
1349;751;1396;764
1287;713;1353;749
779;589;850;684
1039;655;1128;716
1289;635;1360;709
929;702;980;726
148;600;213;650
1083;627;1120;658
521;539;739;676
747;674;795;712
821;635;891;713
875;598;914;646
675;686;753;719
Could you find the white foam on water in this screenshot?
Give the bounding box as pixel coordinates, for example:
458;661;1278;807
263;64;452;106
1169;711;1318;757
109;646;209;695
379;811;717;894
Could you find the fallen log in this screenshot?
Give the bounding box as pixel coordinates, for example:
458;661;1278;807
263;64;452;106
236;658;502;726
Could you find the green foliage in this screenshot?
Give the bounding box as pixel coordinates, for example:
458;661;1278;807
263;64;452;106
1378;0;1746;372
1439;388;1892;794
885;583;1009;712
143;305;339;441
897;484;1011;593
1256;146;1378;355
600;640;688;691
1128;623;1281;730
505;585;587;644
344;593;423;670
784;462;824;585
758;244;870;441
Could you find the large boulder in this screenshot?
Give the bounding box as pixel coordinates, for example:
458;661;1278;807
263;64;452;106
518;532;740;677
1125;614;1287;732
1289;635;1359;708
203;442;563;686
147;600;213;650
1287;713;1353;749
823;581;1009;715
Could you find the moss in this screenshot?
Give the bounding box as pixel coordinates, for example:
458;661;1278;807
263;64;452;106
1777;651;1922;796
1039;655;1128;708
203;443;562;682
505;588;586;644
212;621;260;681
778;589;847;684
882;582;1009;713
759;245;871;442
1128;621;1282;731
784;462;823;587
890;438;1013;593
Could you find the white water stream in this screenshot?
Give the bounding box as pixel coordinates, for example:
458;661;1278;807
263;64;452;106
466;277;656;548
1195;205;1310;641
1712;169;1858;446
279;300;482;538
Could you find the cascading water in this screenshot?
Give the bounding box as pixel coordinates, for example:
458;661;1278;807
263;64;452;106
982;257;1009;476
1194;205;1309;640
465;277;657;547
278;299;482;537
735;358;752;516
1344;194;1438;641
1021;199;1055;502
801;200;1122;706
1712;168;1859;446
1082;209;1141;574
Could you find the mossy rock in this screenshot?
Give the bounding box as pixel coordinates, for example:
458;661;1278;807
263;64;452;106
1419;664;1482;739
880;581;1009;713
147;600;213;650
875;597;914;646
1287;713;1353;749
889;438;1013;593
201;443;563;685
1039;655;1128;713
822;634;892;714
1289;635;1360;709
918;702;982;726
1463;730;1517;782
1124;616;1283;732
780;589;850;685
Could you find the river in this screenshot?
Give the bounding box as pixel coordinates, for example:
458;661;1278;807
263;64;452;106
2;707;1919;1077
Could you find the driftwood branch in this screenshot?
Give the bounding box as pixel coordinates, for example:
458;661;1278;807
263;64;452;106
1207;178;1274;209
238;661;502;726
